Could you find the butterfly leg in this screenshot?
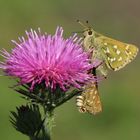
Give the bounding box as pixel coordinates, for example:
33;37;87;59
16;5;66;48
96;63;108;78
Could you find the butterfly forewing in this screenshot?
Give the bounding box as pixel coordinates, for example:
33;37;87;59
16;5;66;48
95;36;139;71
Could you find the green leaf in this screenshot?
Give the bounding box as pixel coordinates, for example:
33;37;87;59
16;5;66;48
10;104;42;137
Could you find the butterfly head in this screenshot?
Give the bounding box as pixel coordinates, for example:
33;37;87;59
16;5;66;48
77;20;95;38
83;28;95;38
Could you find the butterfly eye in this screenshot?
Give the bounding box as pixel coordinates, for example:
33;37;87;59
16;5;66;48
88;30;93;35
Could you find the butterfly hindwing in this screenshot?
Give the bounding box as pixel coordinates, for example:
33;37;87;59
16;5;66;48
82;82;102;115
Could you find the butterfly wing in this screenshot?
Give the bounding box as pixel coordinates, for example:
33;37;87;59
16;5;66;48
94;35;138;71
82;82;102;115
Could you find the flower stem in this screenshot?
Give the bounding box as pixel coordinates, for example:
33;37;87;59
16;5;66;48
44;111;54;138
32;108;54;140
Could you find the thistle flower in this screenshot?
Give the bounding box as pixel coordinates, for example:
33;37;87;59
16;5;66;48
0;27;98;90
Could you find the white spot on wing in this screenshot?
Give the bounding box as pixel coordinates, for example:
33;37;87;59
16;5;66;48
113;45;118;49
104;43;108;45
104;47;110;54
106;47;110;53
93;96;96;100
116;50;121;55
94;90;97;95
118;57;122;61
107;57;110;60
125;45;129;50
110;58;116;62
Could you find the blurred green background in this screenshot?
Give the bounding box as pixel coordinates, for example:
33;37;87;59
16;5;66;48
0;0;140;140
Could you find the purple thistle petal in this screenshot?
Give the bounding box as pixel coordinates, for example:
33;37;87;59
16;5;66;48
0;27;99;91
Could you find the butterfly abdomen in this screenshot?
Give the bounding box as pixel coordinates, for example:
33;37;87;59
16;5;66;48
76;95;87;113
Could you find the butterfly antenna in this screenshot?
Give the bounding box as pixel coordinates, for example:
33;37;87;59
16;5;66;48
86;20;92;28
72;31;83;34
77;20;88;28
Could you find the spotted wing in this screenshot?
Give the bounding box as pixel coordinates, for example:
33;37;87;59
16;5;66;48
94;36;138;71
81;82;102;115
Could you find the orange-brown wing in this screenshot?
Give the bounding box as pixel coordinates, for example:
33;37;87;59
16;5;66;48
76;82;102;115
